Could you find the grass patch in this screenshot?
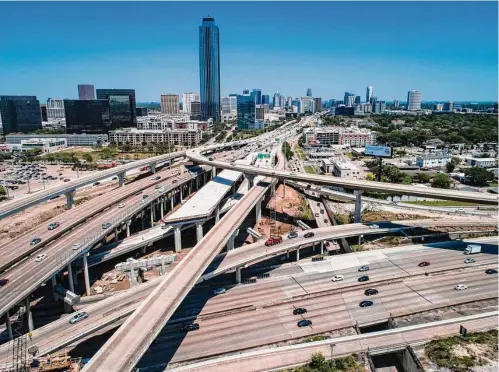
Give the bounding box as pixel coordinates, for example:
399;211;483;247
406;200;488;207
294;145;306;160
425;329;498;372
297;335;328;344
286;352;364;372
351;244;365;252
304;165;317;174
345;151;353;159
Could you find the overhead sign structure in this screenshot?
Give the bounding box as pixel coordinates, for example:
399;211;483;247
365;145;393;158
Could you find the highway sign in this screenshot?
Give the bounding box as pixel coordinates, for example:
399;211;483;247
365;145;393;158
274;138;280;142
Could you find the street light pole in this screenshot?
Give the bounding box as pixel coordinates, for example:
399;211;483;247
330;343;336;367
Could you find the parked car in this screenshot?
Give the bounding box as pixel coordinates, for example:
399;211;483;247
213;287;226;295
455;284;468;291
183;323;200;331
69;312;88;324
369;224;379;229
364;288;378;296
35;254;47;262
358;265;369;272
418;261;430;267
331;274;344;282
101;222;111;229
485;269;498;274
265;236;283;246
297;319;312;327
72;243;82;250
30;238;41;246
287;231;298;239
464;258;476;264
293;308;307;315
48;222;60;230
358;276;369;282
359;300;374;308
304;232;315;238
0;278;9;287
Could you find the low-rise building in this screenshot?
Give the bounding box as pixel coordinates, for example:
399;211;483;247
6;133;108;147
109;128;202;148
20;138;67;153
416;152;452;168
322;156;362;179
309;127;376;147
465;157;497;168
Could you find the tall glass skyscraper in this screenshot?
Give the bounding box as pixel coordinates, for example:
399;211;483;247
199;17;221;122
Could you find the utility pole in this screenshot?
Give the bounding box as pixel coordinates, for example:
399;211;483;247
330;343;336;367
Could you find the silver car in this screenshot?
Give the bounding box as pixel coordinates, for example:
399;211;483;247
69;312;88;324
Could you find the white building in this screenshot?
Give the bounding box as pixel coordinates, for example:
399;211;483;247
20;138;67;153
136;115;209;132
416;152;451;168
46;98;65;119
465;157;497;168
6;133;108;147
221;95;237;114
407;90;422;111
309;127;376;147
300;97;314;113
160;94;179;114
109;128;202;148
366;86;373;103
182;93;199;114
323;156;361;179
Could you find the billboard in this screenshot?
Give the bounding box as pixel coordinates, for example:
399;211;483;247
364;145;393;158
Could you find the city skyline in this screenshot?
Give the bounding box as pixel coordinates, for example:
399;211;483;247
0;2;497;102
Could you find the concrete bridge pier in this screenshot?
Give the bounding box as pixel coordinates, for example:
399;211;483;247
65;190;76;210
320;241;324;255
126;220;131;237
82;253;91;296
245;174;255;189
26;299;34;332
174;226;182;252
67;263;75;293
235;267;242;283
117;172;126;187
256;199;262;221
227;229;239;251
160;199;164;219
149;163;156;174
215;205;220;223
212;167;217;179
354;190;363;224
5;311;12;340
196;221;204;243
296;248;300;262
51;276;59;302
150;205;154;227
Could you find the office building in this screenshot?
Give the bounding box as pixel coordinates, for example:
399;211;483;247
366;86;373;104
78;84;95;100
306;88;312;97
344;92;356;107
46;98;65;119
262;94;270;105
416;152;451;168
354;96;361;105
286;96;293;109
433;104;443;112
182;93;198;114
393;99;400;109
6;133;108;147
291;99;301;113
443;101;454;112
161;94;179;114
40;105;48;122
406;90;422;111
313;97;323;113
323;156;361;179
199;17;221;122
237;91;256;130
20;138;67;153
273;92;282;108
300;97;314;113
372;101;386;114
222;95;237;114
334;106;355;116
190;101;201;120
251;89;262;105
64;99;111;134
465;157;497;168
96;89;137;128
0;96;42;134
136;107;148;117
109;128;203;148
310;127;376;147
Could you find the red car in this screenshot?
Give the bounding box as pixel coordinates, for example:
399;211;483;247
418;261;430;267
265;236;282;246
0;278;9;287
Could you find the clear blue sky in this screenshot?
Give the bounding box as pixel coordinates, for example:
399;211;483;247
1;1;497;102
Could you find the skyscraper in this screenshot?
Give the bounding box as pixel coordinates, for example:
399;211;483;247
237;91;256;130
273;92;282;108
354;96;361;105
344;92;356;107
366;86;373;103
96;89;136;129
182;93;199;114
443;101;454;112
313;97;323;112
199;17;221;122
306;88;312;97
0;96;42;134
406;90;422;111
251;89;262;105
300;97;314;113
78;84;95;100
64;99;111;134
161;94;180;114
222;95;237;114
393;99;400;109
46;98;65;119
262;94;270;105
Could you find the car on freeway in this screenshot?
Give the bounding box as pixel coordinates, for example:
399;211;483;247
142;194;149;199
30;238;41;246
304;232;315;238
324;219;328;224
485;269;498;274
358;265;369;272
0;278;9;287
72;243;82;250
359;300;374;308
358;276;369;282
112;176;118;180
456;208;466;213
265;236;282;246
172;180;177;183
369;224;379;229
316;202;320;206
418;261;430;267
48;222;60;230
464;258;476;264
213;287;226;295
35;254;47;262
183;323;200;331
364;288;378;296
455;284;468;291
64;179;70;182
288;231;298;239
101;222;112;229
151;176;161;180
118;203;125;208
69;312;88;324
93;182;100;186
315;213;319;217
331;274;344;282
297;319;312;327
293;308;307;315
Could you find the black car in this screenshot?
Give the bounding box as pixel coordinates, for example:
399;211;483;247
364;288;378;296
358;276;369;282
0;278;9;287
359;300;374;308
183;323;200;331
297;319;312;327
30;238;41;246
485;269;498;274
293;308;307;315
93;182;100;186
304;232;315;238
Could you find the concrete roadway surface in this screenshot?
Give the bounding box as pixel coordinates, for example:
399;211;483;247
0;169;207;319
168;312;498;372
305;190;330;228
80;145;287;372
0;166;187;273
1;236;496;366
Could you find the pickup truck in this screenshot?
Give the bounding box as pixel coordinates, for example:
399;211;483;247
464;244;481;255
265;236;283;246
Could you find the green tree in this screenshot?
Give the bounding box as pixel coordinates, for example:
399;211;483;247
0;185;6;196
309;352;327;369
446;161;456;173
417;172;431;183
82;153;93;163
464;167;494;186
365;173;376;181
431;173;451;189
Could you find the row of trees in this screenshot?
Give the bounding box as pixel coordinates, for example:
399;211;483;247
282;141;294;160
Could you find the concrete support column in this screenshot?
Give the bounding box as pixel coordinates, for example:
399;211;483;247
160;261;166;276
286;251;290;259
256;199;262;222
126;221;131;238
320;241;324;255
65;190;76;210
212;166;217;179
150;206;154;227
196;175;200;190
160;200;164;219
180;186;184;203
67;263;74;293
141;211;145;231
271;182;276;196
149;163;156;174
129;269;136;287
114;228;119;242
170;196;174;210
283;180;286;198
51;276;59;302
82;254;91;296
296;248;300;262
204;172;208;185
25;299;34;332
354;190;363;224
215;205;220;223
5;311;13;340
245;174;255;189
141;246;146;254
188;181;192;196
196;222;204;243
227;229;239;251
235;267;242;283
174;226;182;253
117;172;126;187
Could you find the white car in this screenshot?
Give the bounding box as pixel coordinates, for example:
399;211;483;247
369;224;380;229
456;208;466;213
72;243;82;250
331;274;344;282
213;287;226;295
118;203;125;208
464;258;475;264
455;284;468;291
35;254;47;262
